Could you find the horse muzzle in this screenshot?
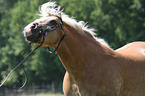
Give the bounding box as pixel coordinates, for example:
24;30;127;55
24;23;54;43
26;32;41;43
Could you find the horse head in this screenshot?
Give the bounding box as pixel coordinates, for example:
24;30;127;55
23;16;65;48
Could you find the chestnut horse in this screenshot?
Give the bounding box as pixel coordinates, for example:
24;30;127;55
23;2;145;96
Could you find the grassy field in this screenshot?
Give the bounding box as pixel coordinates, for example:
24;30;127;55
35;93;64;96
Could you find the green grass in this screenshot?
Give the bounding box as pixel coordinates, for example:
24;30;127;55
35;93;64;96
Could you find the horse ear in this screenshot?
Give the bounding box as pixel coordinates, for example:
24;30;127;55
57;6;61;17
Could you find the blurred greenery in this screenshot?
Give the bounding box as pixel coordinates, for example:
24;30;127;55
0;0;145;88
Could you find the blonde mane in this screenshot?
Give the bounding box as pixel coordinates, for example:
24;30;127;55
39;2;110;48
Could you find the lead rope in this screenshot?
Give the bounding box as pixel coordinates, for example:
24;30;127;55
0;35;45;88
17;43;31;89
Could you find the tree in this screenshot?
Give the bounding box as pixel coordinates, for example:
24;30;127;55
91;0;145;48
60;0;145;49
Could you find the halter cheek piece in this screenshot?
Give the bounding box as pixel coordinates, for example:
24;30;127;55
47;16;66;53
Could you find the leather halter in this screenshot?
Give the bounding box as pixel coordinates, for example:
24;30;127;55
27;15;66;53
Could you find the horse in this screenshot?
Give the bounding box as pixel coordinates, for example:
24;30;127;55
23;2;145;96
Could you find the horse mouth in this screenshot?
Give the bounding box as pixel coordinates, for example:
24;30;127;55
26;32;42;43
23;30;42;43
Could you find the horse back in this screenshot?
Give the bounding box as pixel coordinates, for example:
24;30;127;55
116;42;145;61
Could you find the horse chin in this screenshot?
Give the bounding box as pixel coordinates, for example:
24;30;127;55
35;43;46;48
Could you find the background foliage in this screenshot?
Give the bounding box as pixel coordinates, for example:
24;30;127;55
0;0;145;88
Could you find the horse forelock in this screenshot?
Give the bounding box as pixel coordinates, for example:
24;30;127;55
38;2;110;48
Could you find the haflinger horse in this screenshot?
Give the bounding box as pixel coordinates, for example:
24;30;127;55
23;2;145;96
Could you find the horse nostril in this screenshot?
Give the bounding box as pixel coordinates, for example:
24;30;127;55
31;23;38;32
26;23;41;43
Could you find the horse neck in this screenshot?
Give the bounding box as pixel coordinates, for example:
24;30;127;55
56;24;116;81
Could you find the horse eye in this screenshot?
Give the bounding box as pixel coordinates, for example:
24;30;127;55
49;20;57;25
